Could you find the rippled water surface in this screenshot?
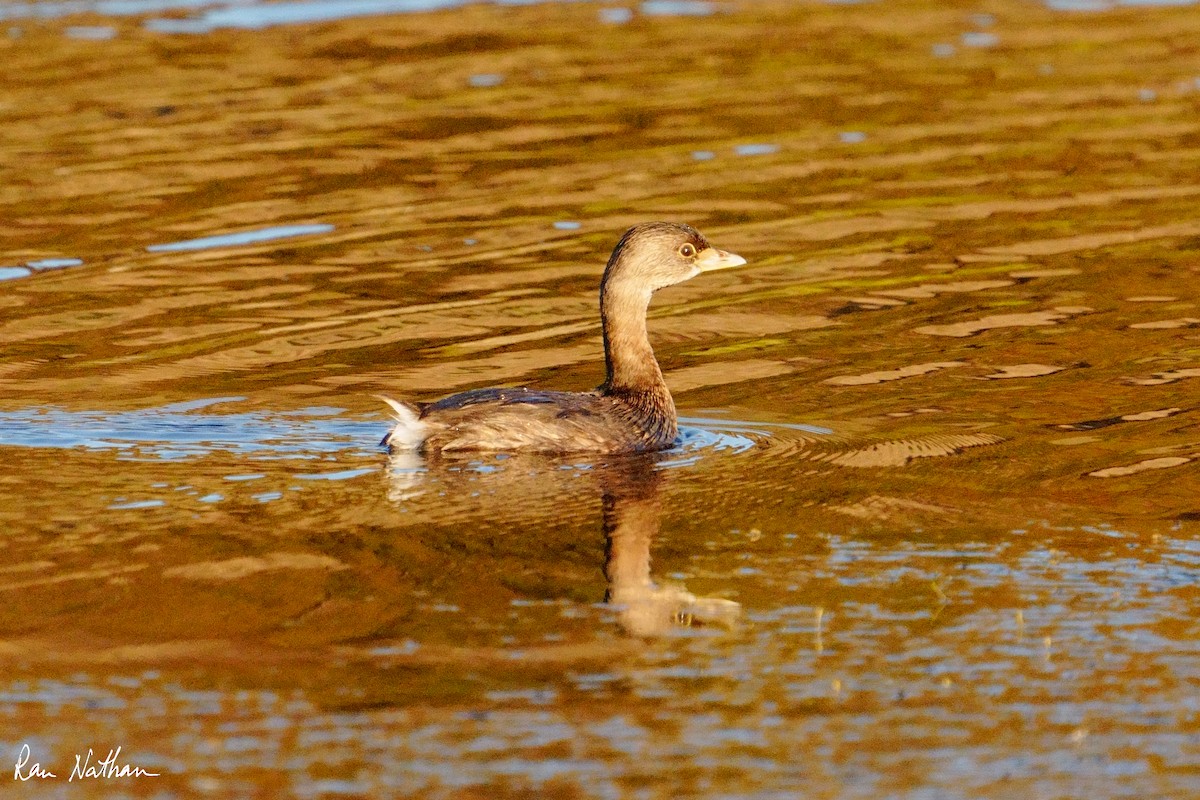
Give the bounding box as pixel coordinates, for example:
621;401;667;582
2;0;1199;796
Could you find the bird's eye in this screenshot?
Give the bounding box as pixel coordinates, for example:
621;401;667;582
679;243;696;258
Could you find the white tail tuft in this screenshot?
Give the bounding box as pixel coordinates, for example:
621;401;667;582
376;395;427;450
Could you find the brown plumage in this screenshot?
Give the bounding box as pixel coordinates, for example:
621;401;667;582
380;222;746;454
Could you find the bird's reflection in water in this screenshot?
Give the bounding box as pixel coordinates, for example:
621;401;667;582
598;457;740;636
384;449;740;637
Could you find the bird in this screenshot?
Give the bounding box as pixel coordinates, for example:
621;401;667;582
380;221;746;454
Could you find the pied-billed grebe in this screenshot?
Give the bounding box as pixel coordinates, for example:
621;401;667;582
380;221;746;454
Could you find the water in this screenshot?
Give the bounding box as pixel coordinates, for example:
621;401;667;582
2;0;1199;797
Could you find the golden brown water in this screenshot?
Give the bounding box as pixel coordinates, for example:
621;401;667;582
2;0;1199;796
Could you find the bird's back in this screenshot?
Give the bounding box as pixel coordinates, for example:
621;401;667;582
415;387;677;454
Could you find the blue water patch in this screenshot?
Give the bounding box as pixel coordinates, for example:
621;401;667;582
108;499;165;510
961;31;999;48
734;144;779;157
598;7;631;22
0;266;32;281
147;223;334;253
552;220;581;230
468;73;503;87
27;258;84;270
0;1;221;22
0;258;85;282
140;0;565;33
0;400;383;460
65;24;116;38
641;0;713;15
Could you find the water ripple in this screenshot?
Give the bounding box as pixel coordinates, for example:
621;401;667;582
0;402;821;464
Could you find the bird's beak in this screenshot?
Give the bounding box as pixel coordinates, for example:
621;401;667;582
695;247;747;272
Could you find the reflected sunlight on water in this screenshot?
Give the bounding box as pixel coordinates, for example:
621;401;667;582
1;0;1199;796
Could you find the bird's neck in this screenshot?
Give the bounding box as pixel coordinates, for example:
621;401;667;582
599;281;673;409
